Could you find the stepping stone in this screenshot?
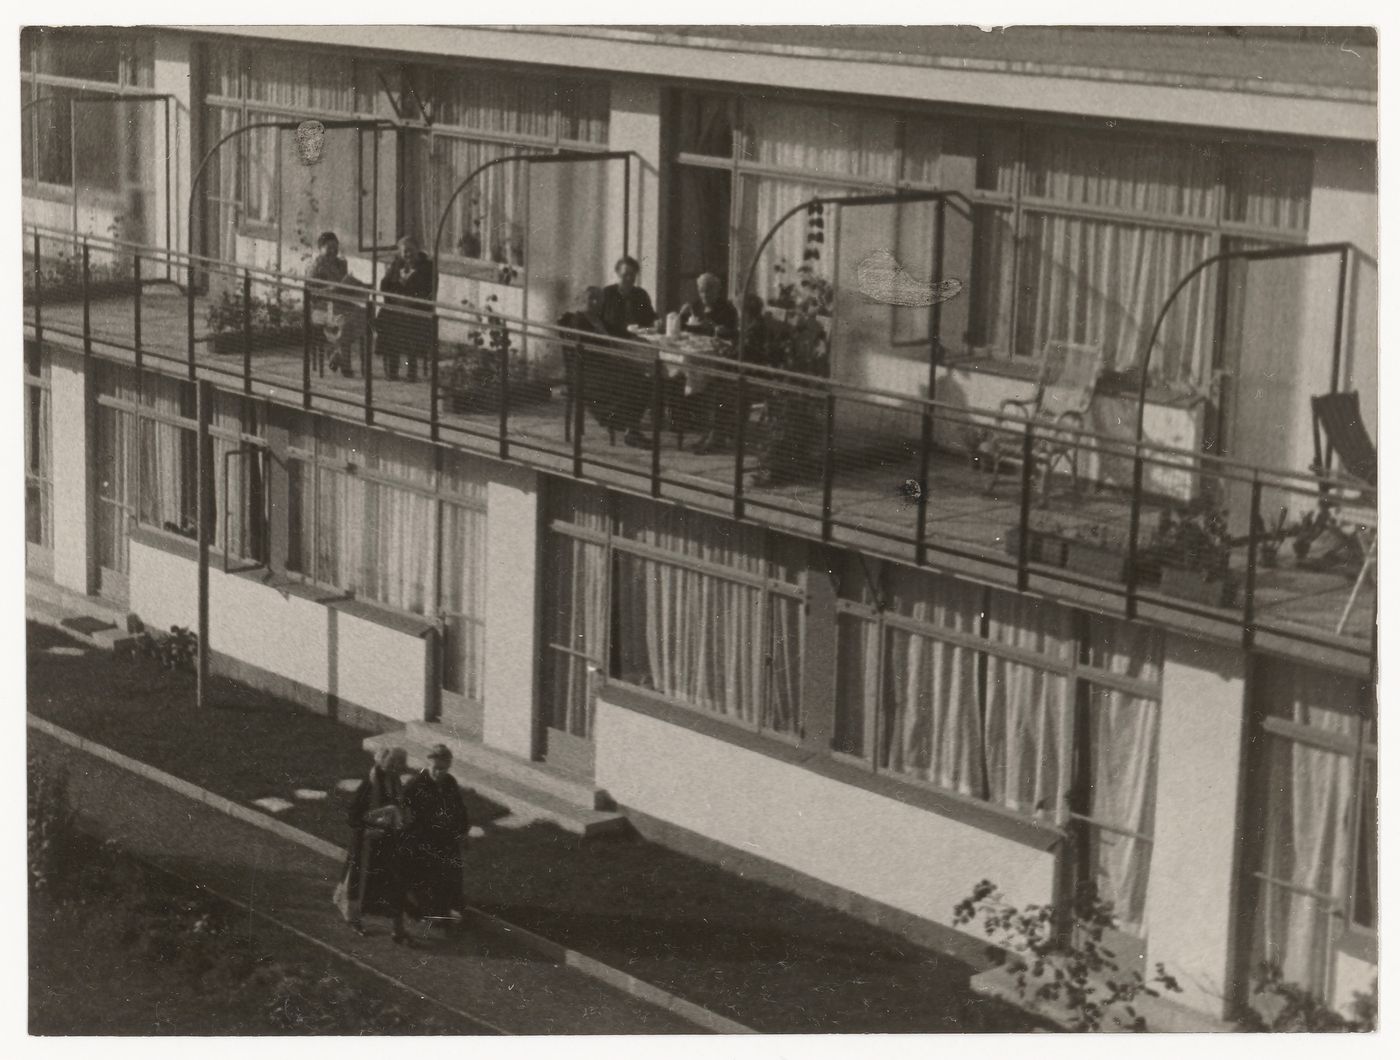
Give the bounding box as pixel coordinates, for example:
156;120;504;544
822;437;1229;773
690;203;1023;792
45;646;87;656
336;778;361;793
252;797;294;814
293;788;327;801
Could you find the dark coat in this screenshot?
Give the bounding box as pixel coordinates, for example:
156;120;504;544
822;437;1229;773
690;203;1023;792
375;253;435;360
341;766;404;919
401;769;470;919
600;283;657;337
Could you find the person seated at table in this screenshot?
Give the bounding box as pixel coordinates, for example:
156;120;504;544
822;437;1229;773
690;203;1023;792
600;255;657;336
558;286;649;445
678;273;739;341
307;231;368;378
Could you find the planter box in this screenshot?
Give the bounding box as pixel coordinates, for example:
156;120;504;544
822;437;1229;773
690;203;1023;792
208;327;305;355
1158;565;1237;608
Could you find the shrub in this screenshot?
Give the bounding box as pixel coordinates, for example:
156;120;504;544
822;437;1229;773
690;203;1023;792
953;879;1181;1032
132;625;199;673
28;751;77;896
1238;964;1377;1032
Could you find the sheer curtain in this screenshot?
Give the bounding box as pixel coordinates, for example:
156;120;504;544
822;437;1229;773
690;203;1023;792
612;496;772;727
1251;662;1364;993
1084;617;1164;935
434;137;537;266
440;451;489;703
211;394;261;561
877;573;984;795
25;385;53;548
545;484;610;735
984;594;1074;819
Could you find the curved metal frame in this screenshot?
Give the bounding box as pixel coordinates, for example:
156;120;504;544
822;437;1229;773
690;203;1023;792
430;148;638;297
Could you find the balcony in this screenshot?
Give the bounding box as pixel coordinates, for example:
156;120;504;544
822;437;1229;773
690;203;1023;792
23;224;1375;674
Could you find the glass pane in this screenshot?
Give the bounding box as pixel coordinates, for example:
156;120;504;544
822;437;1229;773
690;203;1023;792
1353;756;1377;929
1223;145;1312;233
1251;880;1335;995
1084;825;1152;934
677;93;733;158
764;594;802;736
833;612;875;757
1024;127;1219;221
35;28;122;82
743;98;897;183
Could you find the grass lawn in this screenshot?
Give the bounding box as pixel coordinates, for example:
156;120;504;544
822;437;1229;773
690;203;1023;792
29;841;489;1035
27;621;1037;1033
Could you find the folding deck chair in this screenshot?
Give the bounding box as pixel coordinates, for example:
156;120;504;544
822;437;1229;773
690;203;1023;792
1306;391;1377;635
984;341;1105;506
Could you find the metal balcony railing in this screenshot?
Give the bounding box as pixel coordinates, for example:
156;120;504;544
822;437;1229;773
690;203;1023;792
22;223;1377;671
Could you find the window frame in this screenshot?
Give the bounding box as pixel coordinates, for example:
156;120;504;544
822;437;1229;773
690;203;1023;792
669;89;1313;367
283;417;488;708
200;42;612;281
545;488;808;744
21;29;155;196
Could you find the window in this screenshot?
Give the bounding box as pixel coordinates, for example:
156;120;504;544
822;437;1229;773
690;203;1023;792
671;91;1312;387
21;28;154;196
285;416;487;703
834;557;1163;934
543;481;805;741
201;41;610;273
1246;659;1376;997
24;352;52;555
94;364;267;575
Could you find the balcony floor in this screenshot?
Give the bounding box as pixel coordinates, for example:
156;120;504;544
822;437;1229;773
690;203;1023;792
26;287;1375;669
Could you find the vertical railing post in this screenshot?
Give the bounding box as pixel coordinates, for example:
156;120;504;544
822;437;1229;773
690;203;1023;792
650;354;663;498
1016;421;1034;591
733;368;748;521
430;317;440;442
572;345;586;478
1125;447;1146;621
241;269;253;395
31;230;43;349
364;318;374;426
196;378;213;709
133;252;143;373
915;405;933;566
187;255;196;380
498;339;510;460
301;292;312;410
1242;473;1263;650
821;390;837;543
80;239;91;360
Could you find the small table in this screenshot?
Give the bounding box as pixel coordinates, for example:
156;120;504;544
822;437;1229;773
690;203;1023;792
630;328;731;396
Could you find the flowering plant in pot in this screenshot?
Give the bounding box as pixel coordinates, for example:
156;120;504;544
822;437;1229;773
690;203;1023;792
1148;499;1237;607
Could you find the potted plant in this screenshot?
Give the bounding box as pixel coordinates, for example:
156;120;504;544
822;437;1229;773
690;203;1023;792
1149;499;1237;608
205;288;305;354
440;296;551;415
1058;522;1132;582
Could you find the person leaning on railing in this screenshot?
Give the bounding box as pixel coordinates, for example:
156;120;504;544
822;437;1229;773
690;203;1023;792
375;235;435;383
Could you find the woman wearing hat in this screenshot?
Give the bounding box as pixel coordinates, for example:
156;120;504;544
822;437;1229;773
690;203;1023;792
335;746;410;943
402;743;471;926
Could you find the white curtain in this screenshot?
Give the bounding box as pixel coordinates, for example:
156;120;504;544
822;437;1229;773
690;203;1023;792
736;174;836;305
984;594;1074;820
1083;617;1164;935
543;483;610;735
1251;661;1365;994
96;406;135;573
877;574;984;795
440;451;489;703
434;137;537;266
612;496;774;727
211;393;260;561
1019;214;1215;384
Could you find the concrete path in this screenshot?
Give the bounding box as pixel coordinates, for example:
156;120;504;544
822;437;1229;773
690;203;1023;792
32;730;701;1035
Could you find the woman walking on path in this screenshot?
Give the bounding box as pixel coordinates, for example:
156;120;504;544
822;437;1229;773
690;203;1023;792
401;743;471;929
335;746;410;944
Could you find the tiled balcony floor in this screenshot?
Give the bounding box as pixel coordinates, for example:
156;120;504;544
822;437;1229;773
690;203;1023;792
26;288;1375;669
